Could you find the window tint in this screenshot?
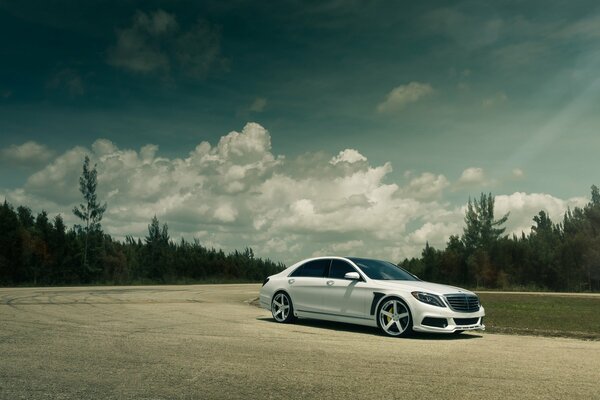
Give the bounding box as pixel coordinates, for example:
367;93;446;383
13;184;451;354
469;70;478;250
329;259;359;279
289;259;330;277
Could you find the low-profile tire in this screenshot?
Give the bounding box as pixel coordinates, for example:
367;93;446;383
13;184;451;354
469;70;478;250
271;292;296;323
377;297;413;337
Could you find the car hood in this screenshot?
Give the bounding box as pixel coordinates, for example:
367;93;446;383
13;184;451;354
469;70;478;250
372;280;475;296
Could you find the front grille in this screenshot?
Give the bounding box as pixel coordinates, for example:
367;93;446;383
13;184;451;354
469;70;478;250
422;317;448;328
444;294;480;313
453;317;479;326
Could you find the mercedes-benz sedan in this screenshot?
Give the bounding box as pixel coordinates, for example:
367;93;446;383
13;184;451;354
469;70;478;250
259;256;485;337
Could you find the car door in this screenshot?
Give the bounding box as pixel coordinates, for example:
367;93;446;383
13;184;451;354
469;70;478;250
286;259;330;313
321;259;370;318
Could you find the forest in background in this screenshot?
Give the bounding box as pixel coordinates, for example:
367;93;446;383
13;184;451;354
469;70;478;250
0;157;284;286
1;156;599;291
400;189;600;292
0;204;284;285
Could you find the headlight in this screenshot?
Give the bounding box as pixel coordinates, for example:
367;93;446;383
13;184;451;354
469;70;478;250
411;291;446;307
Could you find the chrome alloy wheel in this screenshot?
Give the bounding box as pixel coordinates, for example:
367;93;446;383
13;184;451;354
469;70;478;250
271;292;291;322
378;299;411;337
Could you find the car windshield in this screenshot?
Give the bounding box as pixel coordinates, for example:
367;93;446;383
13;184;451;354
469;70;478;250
348;258;419;281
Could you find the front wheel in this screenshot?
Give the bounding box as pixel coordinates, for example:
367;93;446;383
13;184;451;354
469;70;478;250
377;298;412;337
271;292;295;323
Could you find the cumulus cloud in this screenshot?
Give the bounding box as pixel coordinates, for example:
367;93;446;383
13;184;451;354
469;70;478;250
494;192;587;235
409;221;462;247
330;149;367;165
24;146;87;204
457;167;486;185
0;123;587;265
377;82;434;113
0;123;446;262
107;10;224;78
402;172;450;200
0;141;55;167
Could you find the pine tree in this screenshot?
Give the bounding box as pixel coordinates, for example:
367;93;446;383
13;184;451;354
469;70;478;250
49;215;67;283
0;201;23;283
17;206;35;228
591;185;600;206
462;193;508;250
145;215;170;279
145;215;169;246
73;155;107;273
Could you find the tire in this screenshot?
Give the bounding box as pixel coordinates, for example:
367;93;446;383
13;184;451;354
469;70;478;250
377;297;413;337
271;292;295;323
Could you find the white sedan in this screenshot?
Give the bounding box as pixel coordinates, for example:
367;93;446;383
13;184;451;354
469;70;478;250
259;256;485;337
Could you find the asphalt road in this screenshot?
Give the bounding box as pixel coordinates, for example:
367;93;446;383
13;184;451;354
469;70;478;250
1;284;599;400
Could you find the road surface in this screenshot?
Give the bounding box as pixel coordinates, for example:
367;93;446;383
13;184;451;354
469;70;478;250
1;284;599;399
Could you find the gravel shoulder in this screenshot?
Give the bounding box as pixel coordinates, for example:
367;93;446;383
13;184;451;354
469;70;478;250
1;284;599;399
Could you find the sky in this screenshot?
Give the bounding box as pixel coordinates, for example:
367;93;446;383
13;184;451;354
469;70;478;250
0;0;598;264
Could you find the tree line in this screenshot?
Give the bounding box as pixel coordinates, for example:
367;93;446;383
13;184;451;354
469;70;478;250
400;189;600;292
0;157;284;286
1;155;599;291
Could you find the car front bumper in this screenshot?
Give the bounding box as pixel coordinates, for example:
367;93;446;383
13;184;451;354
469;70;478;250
410;302;486;334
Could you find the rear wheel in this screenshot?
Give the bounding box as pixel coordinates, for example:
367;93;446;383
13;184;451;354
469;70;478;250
271;292;295;323
377;298;412;337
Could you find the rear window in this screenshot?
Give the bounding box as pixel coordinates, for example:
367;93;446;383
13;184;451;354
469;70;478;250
289;259;330;277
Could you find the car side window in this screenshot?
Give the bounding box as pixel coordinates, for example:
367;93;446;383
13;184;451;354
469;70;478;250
329;259;359;279
289;259;330;277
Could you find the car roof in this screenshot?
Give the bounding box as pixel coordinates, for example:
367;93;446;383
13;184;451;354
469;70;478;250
296;256;390;264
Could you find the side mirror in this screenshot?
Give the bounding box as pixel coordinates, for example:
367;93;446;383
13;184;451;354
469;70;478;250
344;271;361;280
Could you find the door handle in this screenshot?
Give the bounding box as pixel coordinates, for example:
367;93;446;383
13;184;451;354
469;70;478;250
326;280;334;286
288;279;295;284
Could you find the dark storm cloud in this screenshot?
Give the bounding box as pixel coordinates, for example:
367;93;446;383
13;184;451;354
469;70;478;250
46;69;85;96
107;9;226;78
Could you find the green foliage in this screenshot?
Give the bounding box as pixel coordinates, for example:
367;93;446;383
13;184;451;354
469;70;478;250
401;188;600;291
479;293;600;339
463;193;509;250
17;206;35;228
73;155;107;278
0;201;285;286
0;201;24;283
73;156;107;233
144;216;171;280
